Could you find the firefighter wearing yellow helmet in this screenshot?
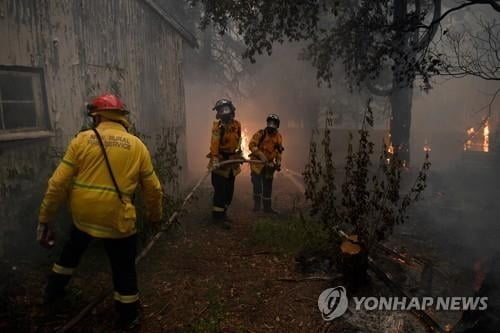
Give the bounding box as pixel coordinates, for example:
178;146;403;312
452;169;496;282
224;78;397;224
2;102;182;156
37;94;163;329
207;99;243;229
249;114;284;213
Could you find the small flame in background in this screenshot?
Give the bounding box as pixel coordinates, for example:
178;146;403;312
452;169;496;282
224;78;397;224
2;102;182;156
386;145;394;164
385;144;409;168
240;128;251;159
464;120;489;152
424;139;432;153
483;122;490;153
464;127;475;151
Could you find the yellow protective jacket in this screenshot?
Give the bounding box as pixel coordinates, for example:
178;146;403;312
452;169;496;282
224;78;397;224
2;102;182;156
38;121;163;239
207;119;243;177
249;129;284;175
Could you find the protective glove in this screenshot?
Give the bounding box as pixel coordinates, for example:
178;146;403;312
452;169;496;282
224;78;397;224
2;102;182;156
37;223;55;249
211;158;220;170
256;151;267;163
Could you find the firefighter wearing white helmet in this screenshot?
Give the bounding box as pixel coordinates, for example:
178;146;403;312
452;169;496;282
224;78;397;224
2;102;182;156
206;99;243;229
249;114;284;214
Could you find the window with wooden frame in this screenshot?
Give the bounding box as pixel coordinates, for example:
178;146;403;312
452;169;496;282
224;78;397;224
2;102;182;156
0;67;52;141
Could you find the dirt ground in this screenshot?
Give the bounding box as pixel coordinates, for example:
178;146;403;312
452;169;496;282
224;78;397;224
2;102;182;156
0;167;483;332
2;170;343;332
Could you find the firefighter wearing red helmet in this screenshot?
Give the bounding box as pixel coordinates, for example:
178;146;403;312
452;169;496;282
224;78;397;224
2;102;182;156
206;99;243;229
249;114;284;214
37;93;163;329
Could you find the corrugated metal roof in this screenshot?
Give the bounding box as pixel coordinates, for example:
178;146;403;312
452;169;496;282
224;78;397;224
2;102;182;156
142;0;198;47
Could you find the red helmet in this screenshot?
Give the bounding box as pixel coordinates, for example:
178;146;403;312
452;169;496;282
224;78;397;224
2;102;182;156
87;94;128;114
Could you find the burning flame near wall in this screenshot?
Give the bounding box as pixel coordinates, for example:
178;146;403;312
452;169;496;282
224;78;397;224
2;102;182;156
240;128;251;158
464;127;474;151
464;120;490;152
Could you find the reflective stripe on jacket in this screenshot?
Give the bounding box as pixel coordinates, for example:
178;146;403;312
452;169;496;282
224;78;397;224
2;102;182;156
207;119;242;177
38;121;163;238
249;129;283;175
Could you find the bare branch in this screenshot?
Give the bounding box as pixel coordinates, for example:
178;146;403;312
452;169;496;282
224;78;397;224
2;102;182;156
417;0;442;50
422;0;500;30
437;15;500;81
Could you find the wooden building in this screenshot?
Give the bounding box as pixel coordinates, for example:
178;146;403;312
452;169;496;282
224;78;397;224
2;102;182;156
0;0;196;257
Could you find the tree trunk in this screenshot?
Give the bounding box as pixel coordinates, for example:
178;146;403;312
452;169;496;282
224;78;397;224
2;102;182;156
339;235;369;289
390;85;413;165
390;0;413;165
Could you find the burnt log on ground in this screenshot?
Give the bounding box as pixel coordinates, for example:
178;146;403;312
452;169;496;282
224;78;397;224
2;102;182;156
339;235;369;289
335;232;443;331
367;257;445;333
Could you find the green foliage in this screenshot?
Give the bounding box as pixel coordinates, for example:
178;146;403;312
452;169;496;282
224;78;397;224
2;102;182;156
190;0;444;88
303;100;430;252
133;128;183;239
152;128;183;214
250;216;330;254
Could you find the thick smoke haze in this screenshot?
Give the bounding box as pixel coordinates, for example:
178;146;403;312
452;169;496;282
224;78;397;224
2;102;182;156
183;37;500;273
184;44;320;176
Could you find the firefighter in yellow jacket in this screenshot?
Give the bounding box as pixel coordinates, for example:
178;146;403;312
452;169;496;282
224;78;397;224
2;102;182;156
207;99;242;229
36;94;162;329
249;114;284;213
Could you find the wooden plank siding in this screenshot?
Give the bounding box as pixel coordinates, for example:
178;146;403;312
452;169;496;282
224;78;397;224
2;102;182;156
0;0;193;257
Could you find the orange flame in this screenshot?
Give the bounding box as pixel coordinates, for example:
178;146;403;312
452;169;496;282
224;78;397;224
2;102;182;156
386;144;394;164
240;128;251;159
464;127;474;151
464;121;489;152
424;139;431;153
483;121;489;153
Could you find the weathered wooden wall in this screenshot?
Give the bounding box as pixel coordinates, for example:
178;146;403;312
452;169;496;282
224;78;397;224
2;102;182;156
0;0;188;257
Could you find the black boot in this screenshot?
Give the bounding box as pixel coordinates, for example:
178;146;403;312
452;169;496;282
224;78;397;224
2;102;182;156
212;211;231;230
115;301;141;330
44;273;71;304
263;198;279;215
253;195;261;212
223;207;234;223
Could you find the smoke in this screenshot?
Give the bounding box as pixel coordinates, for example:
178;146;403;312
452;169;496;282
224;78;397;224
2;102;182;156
184;43;321;177
409;76;500;268
182;25;500;271
412;76;500;168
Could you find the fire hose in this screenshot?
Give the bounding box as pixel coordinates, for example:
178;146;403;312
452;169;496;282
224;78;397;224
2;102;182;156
56;160;442;332
56;159;265;332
